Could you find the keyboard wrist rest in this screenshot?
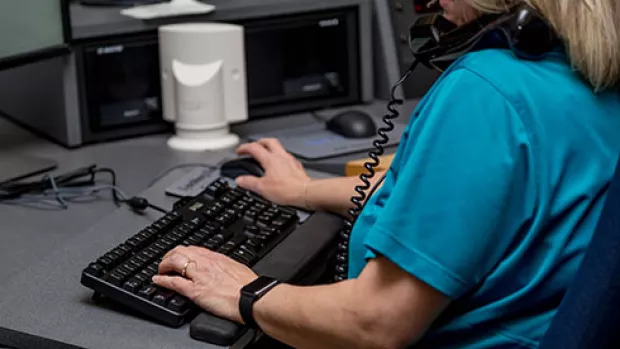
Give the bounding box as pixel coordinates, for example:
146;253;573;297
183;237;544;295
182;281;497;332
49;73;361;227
189;211;342;346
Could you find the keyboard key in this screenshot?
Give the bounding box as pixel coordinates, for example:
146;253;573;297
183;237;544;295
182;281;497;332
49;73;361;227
153;290;175;306
218;241;236;254
220;195;234;205
241;195;255;204
146;264;159;275
106;271;125;286
135;253;149;264
232;249;256;265
84;263;105;277
203;208;219;218
245;239;263;251
187;236;202;245
107;249;124;262
115;266;132;278
138;284;158;300
232;202;247;211
123;278;143;293
203;222;221;232
117;244;133;255
244;225;260;239
153;241;167;252
168;296;189;312
121;262;139;274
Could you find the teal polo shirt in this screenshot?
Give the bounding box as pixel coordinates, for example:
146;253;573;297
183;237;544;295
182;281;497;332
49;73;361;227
348;48;620;348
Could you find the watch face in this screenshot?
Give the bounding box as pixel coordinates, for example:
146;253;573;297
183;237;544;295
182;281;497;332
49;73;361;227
243;277;280;297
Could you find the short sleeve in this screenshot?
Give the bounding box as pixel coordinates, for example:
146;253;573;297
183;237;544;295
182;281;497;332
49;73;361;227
364;67;531;298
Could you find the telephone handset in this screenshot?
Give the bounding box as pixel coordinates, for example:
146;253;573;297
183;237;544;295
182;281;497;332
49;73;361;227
333;2;558;281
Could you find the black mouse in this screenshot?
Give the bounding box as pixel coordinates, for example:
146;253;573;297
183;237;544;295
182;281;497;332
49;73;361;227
220;157;265;179
326;110;377;138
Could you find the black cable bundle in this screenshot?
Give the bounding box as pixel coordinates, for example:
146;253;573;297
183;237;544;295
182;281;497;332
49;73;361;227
0;165;168;214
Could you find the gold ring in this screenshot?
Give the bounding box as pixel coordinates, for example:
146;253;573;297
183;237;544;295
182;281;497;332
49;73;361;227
182;260;191;278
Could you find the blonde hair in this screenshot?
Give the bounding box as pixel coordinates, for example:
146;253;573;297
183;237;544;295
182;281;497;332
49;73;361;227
464;0;620;91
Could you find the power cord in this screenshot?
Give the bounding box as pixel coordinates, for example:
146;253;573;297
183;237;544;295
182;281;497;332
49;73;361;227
333;60;420;282
0;165;169;215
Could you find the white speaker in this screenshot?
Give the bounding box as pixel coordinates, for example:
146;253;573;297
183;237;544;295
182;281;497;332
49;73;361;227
159;23;248;151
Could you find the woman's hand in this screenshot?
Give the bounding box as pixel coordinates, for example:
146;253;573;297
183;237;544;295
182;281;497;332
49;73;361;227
152;246;258;324
235;138;311;209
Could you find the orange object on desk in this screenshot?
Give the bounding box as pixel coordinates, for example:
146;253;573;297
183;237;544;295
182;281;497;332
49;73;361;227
345;154;395;177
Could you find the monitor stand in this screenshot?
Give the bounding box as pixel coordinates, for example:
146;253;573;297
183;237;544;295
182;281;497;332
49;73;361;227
0;153;57;185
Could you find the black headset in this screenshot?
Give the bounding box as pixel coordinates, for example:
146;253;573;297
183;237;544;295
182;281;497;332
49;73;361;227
333;2;560;282
409;3;560;71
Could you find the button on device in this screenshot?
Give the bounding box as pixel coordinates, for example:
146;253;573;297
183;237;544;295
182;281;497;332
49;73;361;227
106;271;125;286
84;263;105;277
123;278;143;293
244;225;260;239
153;290;175;306
168;296;189;312
138;284;158;300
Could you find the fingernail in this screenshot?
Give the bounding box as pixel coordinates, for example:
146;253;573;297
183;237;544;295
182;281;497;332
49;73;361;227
152;275;160;282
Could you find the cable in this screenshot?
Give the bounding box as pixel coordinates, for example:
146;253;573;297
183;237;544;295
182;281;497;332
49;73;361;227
124;196;169;214
362;173;387;211
333;60;420;282
94;168;123;205
2;185;129;210
0;165;170;215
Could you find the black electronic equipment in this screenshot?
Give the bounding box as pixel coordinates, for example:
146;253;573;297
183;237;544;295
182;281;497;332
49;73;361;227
326;110;377;139
81;178;307;344
376;0;442;99
0;1;374;147
333;2;558;281
220;158;265;179
408;3;558;71
0;0;69;187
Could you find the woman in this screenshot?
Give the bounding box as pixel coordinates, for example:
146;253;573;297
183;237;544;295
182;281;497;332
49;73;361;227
153;0;620;347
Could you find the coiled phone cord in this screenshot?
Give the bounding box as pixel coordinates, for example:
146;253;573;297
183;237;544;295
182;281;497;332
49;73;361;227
334;60;420;282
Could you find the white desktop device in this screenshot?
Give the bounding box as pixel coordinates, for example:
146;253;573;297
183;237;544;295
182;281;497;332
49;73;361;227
159;23;248;151
121;0;215;20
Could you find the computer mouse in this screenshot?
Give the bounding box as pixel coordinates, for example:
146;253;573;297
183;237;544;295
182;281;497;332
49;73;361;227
220;157;265;179
326;110;377;138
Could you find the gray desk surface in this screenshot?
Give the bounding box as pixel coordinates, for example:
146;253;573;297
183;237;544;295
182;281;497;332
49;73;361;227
0;100;417;348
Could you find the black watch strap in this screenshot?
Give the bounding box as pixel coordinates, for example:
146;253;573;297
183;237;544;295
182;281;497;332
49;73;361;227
239;276;281;329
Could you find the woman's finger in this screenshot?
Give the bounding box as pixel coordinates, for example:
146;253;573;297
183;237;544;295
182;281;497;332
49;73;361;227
257;138;287;154
236;175;262;194
158;251;194;276
152;275;195;297
236;143;273;165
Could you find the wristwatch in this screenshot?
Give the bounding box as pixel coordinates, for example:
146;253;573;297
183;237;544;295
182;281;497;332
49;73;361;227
239;276;281;329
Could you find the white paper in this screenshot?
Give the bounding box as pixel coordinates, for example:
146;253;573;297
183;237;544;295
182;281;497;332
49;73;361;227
121;0;215;20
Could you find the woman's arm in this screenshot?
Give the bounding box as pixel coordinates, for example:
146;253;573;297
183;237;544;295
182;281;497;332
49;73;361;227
154;248;450;349
302;173;385;216
254;257;449;349
236;139;385;216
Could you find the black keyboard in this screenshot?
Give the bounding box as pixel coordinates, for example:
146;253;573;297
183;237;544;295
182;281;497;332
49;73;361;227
80;178;300;329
